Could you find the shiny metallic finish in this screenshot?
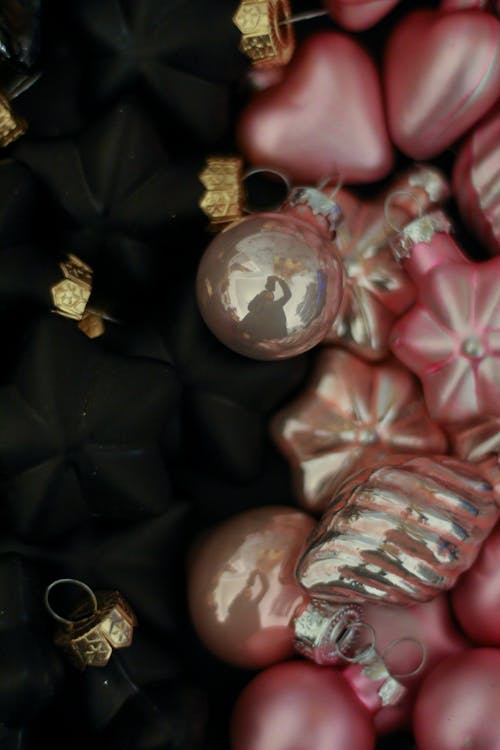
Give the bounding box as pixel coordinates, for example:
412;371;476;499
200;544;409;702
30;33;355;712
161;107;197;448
271;348;448;513
296;455;500;606
453;106;500;257
196;213;344;360
390;211;453;262
385;9;500;160
343;650;407;709
325;164;450;361
293;599;363;665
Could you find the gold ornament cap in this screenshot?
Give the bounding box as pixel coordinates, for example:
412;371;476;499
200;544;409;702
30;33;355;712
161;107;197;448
233;0;294;68
199;156;244;230
46;579;137;671
0;92;27;147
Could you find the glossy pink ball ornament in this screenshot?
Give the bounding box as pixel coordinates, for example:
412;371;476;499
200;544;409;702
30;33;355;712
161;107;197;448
237;32;393;184
441;0;498;11
187;506;315;669
326;163;451;360
271;347;448;514
413;648;500;750
297;455;500;606
453;106;500;256
451;523;500;646
390;224;500;424
231;661;376;750
384;9;500;159
188;504;369;670
196;186;345;360
363;596;469;735
323;0;400;31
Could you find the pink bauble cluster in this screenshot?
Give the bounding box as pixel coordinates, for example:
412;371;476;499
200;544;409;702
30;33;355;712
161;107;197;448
190;2;500;749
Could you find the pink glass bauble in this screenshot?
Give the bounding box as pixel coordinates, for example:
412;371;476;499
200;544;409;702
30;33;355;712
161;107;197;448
230;661;376;750
363;596;469;734
296;455;500;606
187;506;315;669
441;0;498;11
451;523;500;646
453;107;500;256
196;206;345;360
324;0;400;31
326;164;451;360
390;254;500;425
271;348;448;513
384;9;500;159
413;648;500;750
237;32;393;184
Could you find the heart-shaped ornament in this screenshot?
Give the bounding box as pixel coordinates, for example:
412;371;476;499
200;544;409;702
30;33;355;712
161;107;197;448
238;32;394;184
384;9;500;159
324;0;400;31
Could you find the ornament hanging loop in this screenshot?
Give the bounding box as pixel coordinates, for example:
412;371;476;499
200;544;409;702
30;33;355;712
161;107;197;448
44;578;99;627
384;189;424;233
382;636;427;679
242;166;292;214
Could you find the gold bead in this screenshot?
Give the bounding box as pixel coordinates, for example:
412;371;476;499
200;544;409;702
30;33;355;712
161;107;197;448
0;93;27;147
199;156;244;230
53;590;137;671
233;0;294;68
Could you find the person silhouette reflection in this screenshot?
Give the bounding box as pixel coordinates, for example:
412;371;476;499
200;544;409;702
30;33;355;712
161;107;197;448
241;275;292;340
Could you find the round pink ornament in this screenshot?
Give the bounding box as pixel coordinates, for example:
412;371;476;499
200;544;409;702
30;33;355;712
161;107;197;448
384;9;500;159
237;32;393;184
231;661;376;750
451;523;500;646
196;187;345;360
413;648;500;750
187;506;314;669
323;0;400;31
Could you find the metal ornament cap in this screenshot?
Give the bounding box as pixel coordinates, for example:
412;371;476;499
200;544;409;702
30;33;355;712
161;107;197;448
53;590;137;671
233;0;294;68
293;600;363;665
0;92;27;147
389;210;453;263
283;186;344;238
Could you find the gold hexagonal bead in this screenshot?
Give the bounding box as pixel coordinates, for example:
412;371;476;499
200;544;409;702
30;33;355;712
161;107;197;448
51;254;93;321
233;0;294;68
54;590;137;671
0;93;27;147
199;156;244;230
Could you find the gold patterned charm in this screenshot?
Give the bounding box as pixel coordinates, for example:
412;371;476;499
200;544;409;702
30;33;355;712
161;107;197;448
233;0;294;68
51;254;93;321
0;93;27;147
45;579;137;671
199;156;244;230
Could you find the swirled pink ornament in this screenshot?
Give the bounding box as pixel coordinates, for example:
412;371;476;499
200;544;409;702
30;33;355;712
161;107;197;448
326;164;450;360
413;649;500;750
231;662;376;750
390;253;500;425
271;348;448;513
451;523;500;646
296;455;500;606
453;107;500;256
237;32;393;184
323;0;400;31
384;9;500;159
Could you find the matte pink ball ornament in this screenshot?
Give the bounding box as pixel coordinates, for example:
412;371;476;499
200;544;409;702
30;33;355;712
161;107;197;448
384;9;500;159
231;662;376;750
451;523;500;646
237;32;393;184
413;648;500;750
196;186;345;360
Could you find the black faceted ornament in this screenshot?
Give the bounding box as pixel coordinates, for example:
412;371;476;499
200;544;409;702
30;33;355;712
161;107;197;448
0;0;41;71
0;314;181;543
